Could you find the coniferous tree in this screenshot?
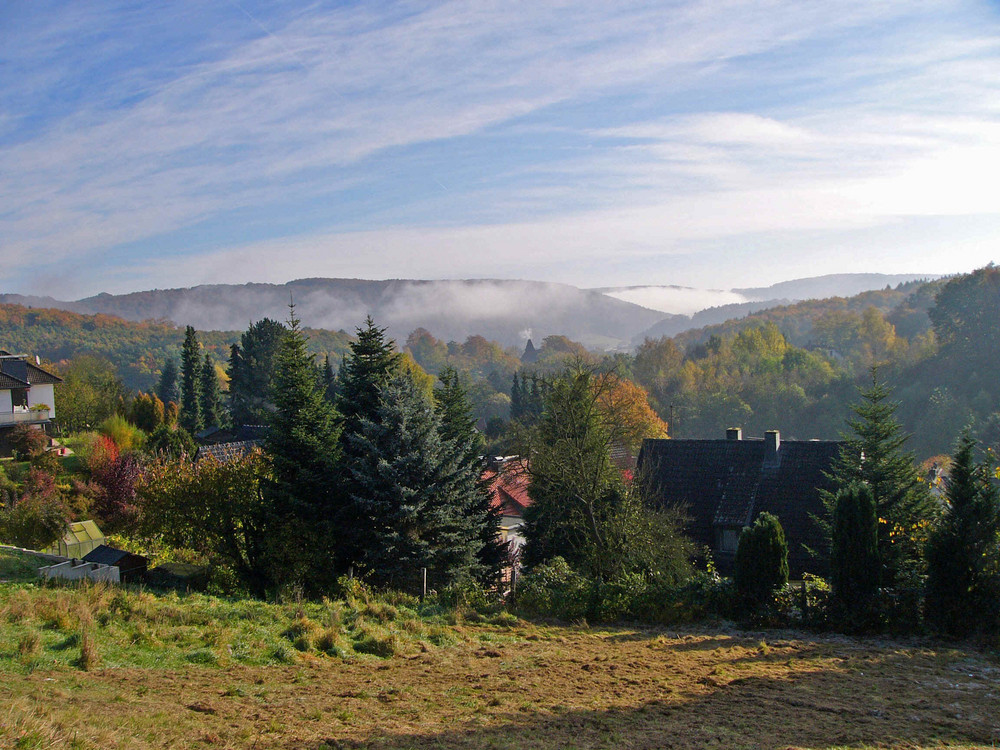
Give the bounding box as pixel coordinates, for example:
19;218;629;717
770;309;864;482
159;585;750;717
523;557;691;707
199;354;222;429
180;326;202;433
155;358;180;405
228;318;285;426
825;368;935;588
510;371;524;422
925;433;1000;637
337;316;401;428
830;483;880;630
733;512;789;616
344;373;451;586
265;306;342;592
434;367;504;584
322;354;336;403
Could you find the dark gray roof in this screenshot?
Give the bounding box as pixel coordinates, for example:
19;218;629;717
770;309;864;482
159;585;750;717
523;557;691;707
638;436;841;573
196;439;262;463
25;362;62;385
0;371;29;390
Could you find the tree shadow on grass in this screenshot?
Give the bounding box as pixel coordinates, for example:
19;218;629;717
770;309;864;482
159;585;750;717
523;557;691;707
309;640;1000;750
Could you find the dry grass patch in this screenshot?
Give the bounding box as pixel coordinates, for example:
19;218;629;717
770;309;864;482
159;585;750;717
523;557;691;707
1;625;998;749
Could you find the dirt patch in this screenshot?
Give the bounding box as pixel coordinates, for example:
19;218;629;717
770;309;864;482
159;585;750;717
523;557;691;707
1;625;997;749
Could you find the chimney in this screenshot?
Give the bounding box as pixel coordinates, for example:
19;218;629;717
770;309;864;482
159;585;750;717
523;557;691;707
726;427;742;441
765;430;780;454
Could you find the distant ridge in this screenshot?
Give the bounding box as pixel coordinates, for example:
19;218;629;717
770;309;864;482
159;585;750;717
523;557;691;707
0;278;665;351
734;273;933;301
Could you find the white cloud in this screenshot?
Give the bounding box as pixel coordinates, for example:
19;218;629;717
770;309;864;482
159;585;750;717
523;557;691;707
2;1;999;295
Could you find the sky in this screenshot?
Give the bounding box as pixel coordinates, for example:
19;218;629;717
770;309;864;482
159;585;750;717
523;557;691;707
2;1;1000;299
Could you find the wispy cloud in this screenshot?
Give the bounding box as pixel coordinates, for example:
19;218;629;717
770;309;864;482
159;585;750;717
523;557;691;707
1;1;998;296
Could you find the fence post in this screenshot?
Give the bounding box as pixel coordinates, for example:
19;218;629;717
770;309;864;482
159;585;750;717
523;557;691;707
421;567;427;602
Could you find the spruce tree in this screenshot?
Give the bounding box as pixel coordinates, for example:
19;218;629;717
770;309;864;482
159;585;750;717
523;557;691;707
510;372;523;422
156;358;180;405
334;317;401;570
180;326;202;433
322;354;336;402
925;433;1000;637
825;368;935;588
831;483;880;631
265;306;342;592
199;354;222;429
434;367;504;584
337;317;401;427
344;373;450;586
228;318;285;426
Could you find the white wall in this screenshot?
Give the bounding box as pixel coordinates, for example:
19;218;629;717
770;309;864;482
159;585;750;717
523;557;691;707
0;389;11;414
28;383;55;418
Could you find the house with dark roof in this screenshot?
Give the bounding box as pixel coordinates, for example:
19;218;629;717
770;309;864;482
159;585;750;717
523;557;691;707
638;428;841;575
0;351;62;454
0;351;61;428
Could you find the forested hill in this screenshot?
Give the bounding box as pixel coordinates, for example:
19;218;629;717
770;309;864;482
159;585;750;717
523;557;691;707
0;278;665;351
658;279;940;349
631;268;1000;459
0;304;352;391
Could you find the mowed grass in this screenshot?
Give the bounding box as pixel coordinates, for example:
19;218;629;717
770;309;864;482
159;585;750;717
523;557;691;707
0;560;997;749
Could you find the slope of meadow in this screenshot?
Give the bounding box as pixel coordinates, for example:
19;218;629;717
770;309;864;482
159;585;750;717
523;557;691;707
1;564;996;750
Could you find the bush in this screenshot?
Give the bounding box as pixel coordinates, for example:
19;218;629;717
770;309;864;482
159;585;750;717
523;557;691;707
146;423;196;459
0;470;70;550
99;414;145;453
515;557;591;621
9;425;49;462
733;512;789;620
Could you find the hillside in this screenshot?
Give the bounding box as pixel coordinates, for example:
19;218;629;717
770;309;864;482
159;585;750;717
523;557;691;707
1;279;665;351
0;304;352;392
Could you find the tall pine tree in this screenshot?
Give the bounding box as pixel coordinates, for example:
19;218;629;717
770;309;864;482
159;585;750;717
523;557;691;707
156;358;179;406
228;318;286;426
925;432;1000;637
825;368;935;588
265;306;342;593
199;354;222;429
434;367;504;584
180;326;202;433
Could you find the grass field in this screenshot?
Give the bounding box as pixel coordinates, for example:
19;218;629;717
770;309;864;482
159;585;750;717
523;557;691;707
1;555;998;749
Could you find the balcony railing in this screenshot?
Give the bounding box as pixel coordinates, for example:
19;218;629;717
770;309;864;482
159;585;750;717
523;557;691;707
0;408;50;425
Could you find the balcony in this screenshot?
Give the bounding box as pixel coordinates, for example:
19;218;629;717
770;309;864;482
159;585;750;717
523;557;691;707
0;407;50;425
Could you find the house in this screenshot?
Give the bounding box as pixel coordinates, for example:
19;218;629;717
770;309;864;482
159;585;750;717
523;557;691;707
0;351;62;439
482;456;532;552
638;428;841;575
195;424;265;462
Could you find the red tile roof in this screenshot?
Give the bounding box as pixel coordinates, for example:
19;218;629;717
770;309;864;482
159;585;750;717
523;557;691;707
483;463;532;517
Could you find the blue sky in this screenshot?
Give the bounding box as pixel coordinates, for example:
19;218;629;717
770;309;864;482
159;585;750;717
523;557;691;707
2;1;1000;298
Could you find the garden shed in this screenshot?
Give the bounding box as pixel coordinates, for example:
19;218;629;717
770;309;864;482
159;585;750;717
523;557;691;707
82;544;149;583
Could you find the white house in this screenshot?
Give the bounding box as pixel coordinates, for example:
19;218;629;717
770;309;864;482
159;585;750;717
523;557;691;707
0;351;61;428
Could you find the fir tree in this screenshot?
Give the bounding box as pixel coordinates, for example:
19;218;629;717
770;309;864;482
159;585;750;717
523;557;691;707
228;318;285;426
337;316;401;427
155;358;180;405
925;433;1000;637
434;367;504;584
344;373;450;586
830;483;880;631
199;354;223;429
322;354;336;403
825;368;935;588
180;326;202;434
264;306;342;592
510;371;524;422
